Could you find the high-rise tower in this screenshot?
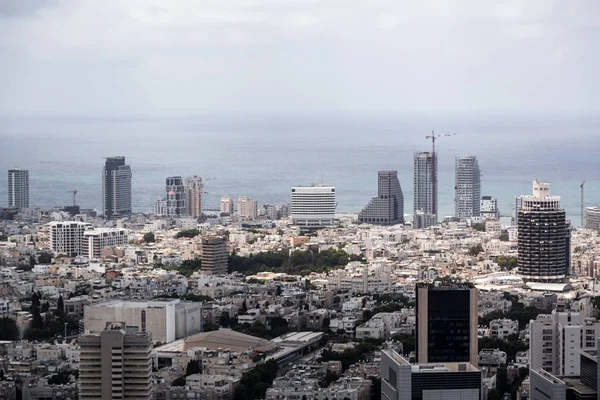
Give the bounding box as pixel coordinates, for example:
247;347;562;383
358;171;404;225
518;179;570;282
165;176;186;216
8;169;29;209
455;156;481;219
291;185;336;230
185;176;204;218
413;152;437;228
102;157;132;219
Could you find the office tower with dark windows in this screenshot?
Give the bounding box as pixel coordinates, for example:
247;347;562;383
8;169;29;209
185;176;204;218
165;176;186;216
518;179;570;282
455;156;481;219
358;170;404;225
201;237;228;275
413;152;437;228
78;322;152;400
416;283;478;366
102;156;132;219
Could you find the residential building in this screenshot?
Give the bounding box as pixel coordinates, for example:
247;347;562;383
165;176;186;216
529;309;600;376
585;206;600;232
455;156;481;219
291;185;336;230
480;196;499;219
83;228;128;259
518;179;570;282
220;196;234;215
78;322;152;400
201;237;228;275
528;369;567;400
185;176;204;218
489;318;518;340
83;299;202;343
49;221;92;256
264;204;278;220
381;349;483;400
237;196;257;220
358;170;405;225
102;156;132;218
8;168;29;209
416;283;478;366
413;152;437;227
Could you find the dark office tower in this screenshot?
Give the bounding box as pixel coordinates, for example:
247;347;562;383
201;237;228;275
102;157;132;219
8;169;29;209
416;283;478;366
413;152;437;228
455;156;481;219
165;176;186;216
518;179;570;282
358;170;405;225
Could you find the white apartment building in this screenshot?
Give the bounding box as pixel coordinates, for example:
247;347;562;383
83;228;128;259
530;309;600;376
481;196;499;219
455;156;481;219
8;169;29;209
237;196;258;220
489;318;519;340
49;221;92;256
291;185;336;229
220;196;234;215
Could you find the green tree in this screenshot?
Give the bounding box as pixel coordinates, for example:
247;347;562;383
0;317;19;340
276;286;282;296
499;231;509;241
391;333;415;355
468;243;484;256
143;232;155;243
472;223;485;232
31;293;41;308
240;300;248;315
185;360;202;376
38;252;53;264
41;302;50;313
172;376;186;386
175;229;201;239
56;295;65;317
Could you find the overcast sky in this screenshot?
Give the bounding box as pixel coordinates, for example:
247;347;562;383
1;0;599;117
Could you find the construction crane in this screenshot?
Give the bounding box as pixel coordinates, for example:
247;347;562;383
67;190;77;206
424;131;457;216
581;180;586;228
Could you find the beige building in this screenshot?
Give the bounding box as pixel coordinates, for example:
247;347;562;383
79;322;152;400
220;196;234;215
201;237;228;275
185;176;204;218
237;196;257;220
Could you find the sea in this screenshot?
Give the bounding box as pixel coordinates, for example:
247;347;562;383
0;114;598;225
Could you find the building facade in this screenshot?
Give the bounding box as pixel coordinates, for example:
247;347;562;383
528;369;567;400
455;156;481;219
185;176;204;218
416;283;478;366
237;196;258;220
220;196;234;215
518;180;570;282
413;152;437;227
585;206;600;232
83;228;128;259
78;322;152;400
480;196;499;219
201;237;228;275
164;176;186;216
358;170;404;225
8;169;29;209
102;156;132;218
49;221;92;256
291;185;336;230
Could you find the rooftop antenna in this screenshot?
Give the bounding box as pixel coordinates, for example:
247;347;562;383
581;180;586;228
67;189;77;206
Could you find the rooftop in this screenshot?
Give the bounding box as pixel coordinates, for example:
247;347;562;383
183;329;276;352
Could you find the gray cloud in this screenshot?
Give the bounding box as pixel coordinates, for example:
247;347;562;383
0;0;599;117
0;0;58;17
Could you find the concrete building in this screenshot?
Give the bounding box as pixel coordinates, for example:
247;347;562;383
83;228;128;259
489;318;518;340
165;176;186;216
585;206;600;232
7;168;29;209
49;221;91;256
518;180;570;282
529;309;600;376
185;176;204;218
455;156;481;219
201;237;228;275
102;156;132;218
413;151;437;228
291;185;336;230
237;196;258;220
382;349;483;400
416;283;478;366
480;196;499;219
529;369;567;400
220;196;234;215
79;322;152;400
358;170;405;225
84;299;202;343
